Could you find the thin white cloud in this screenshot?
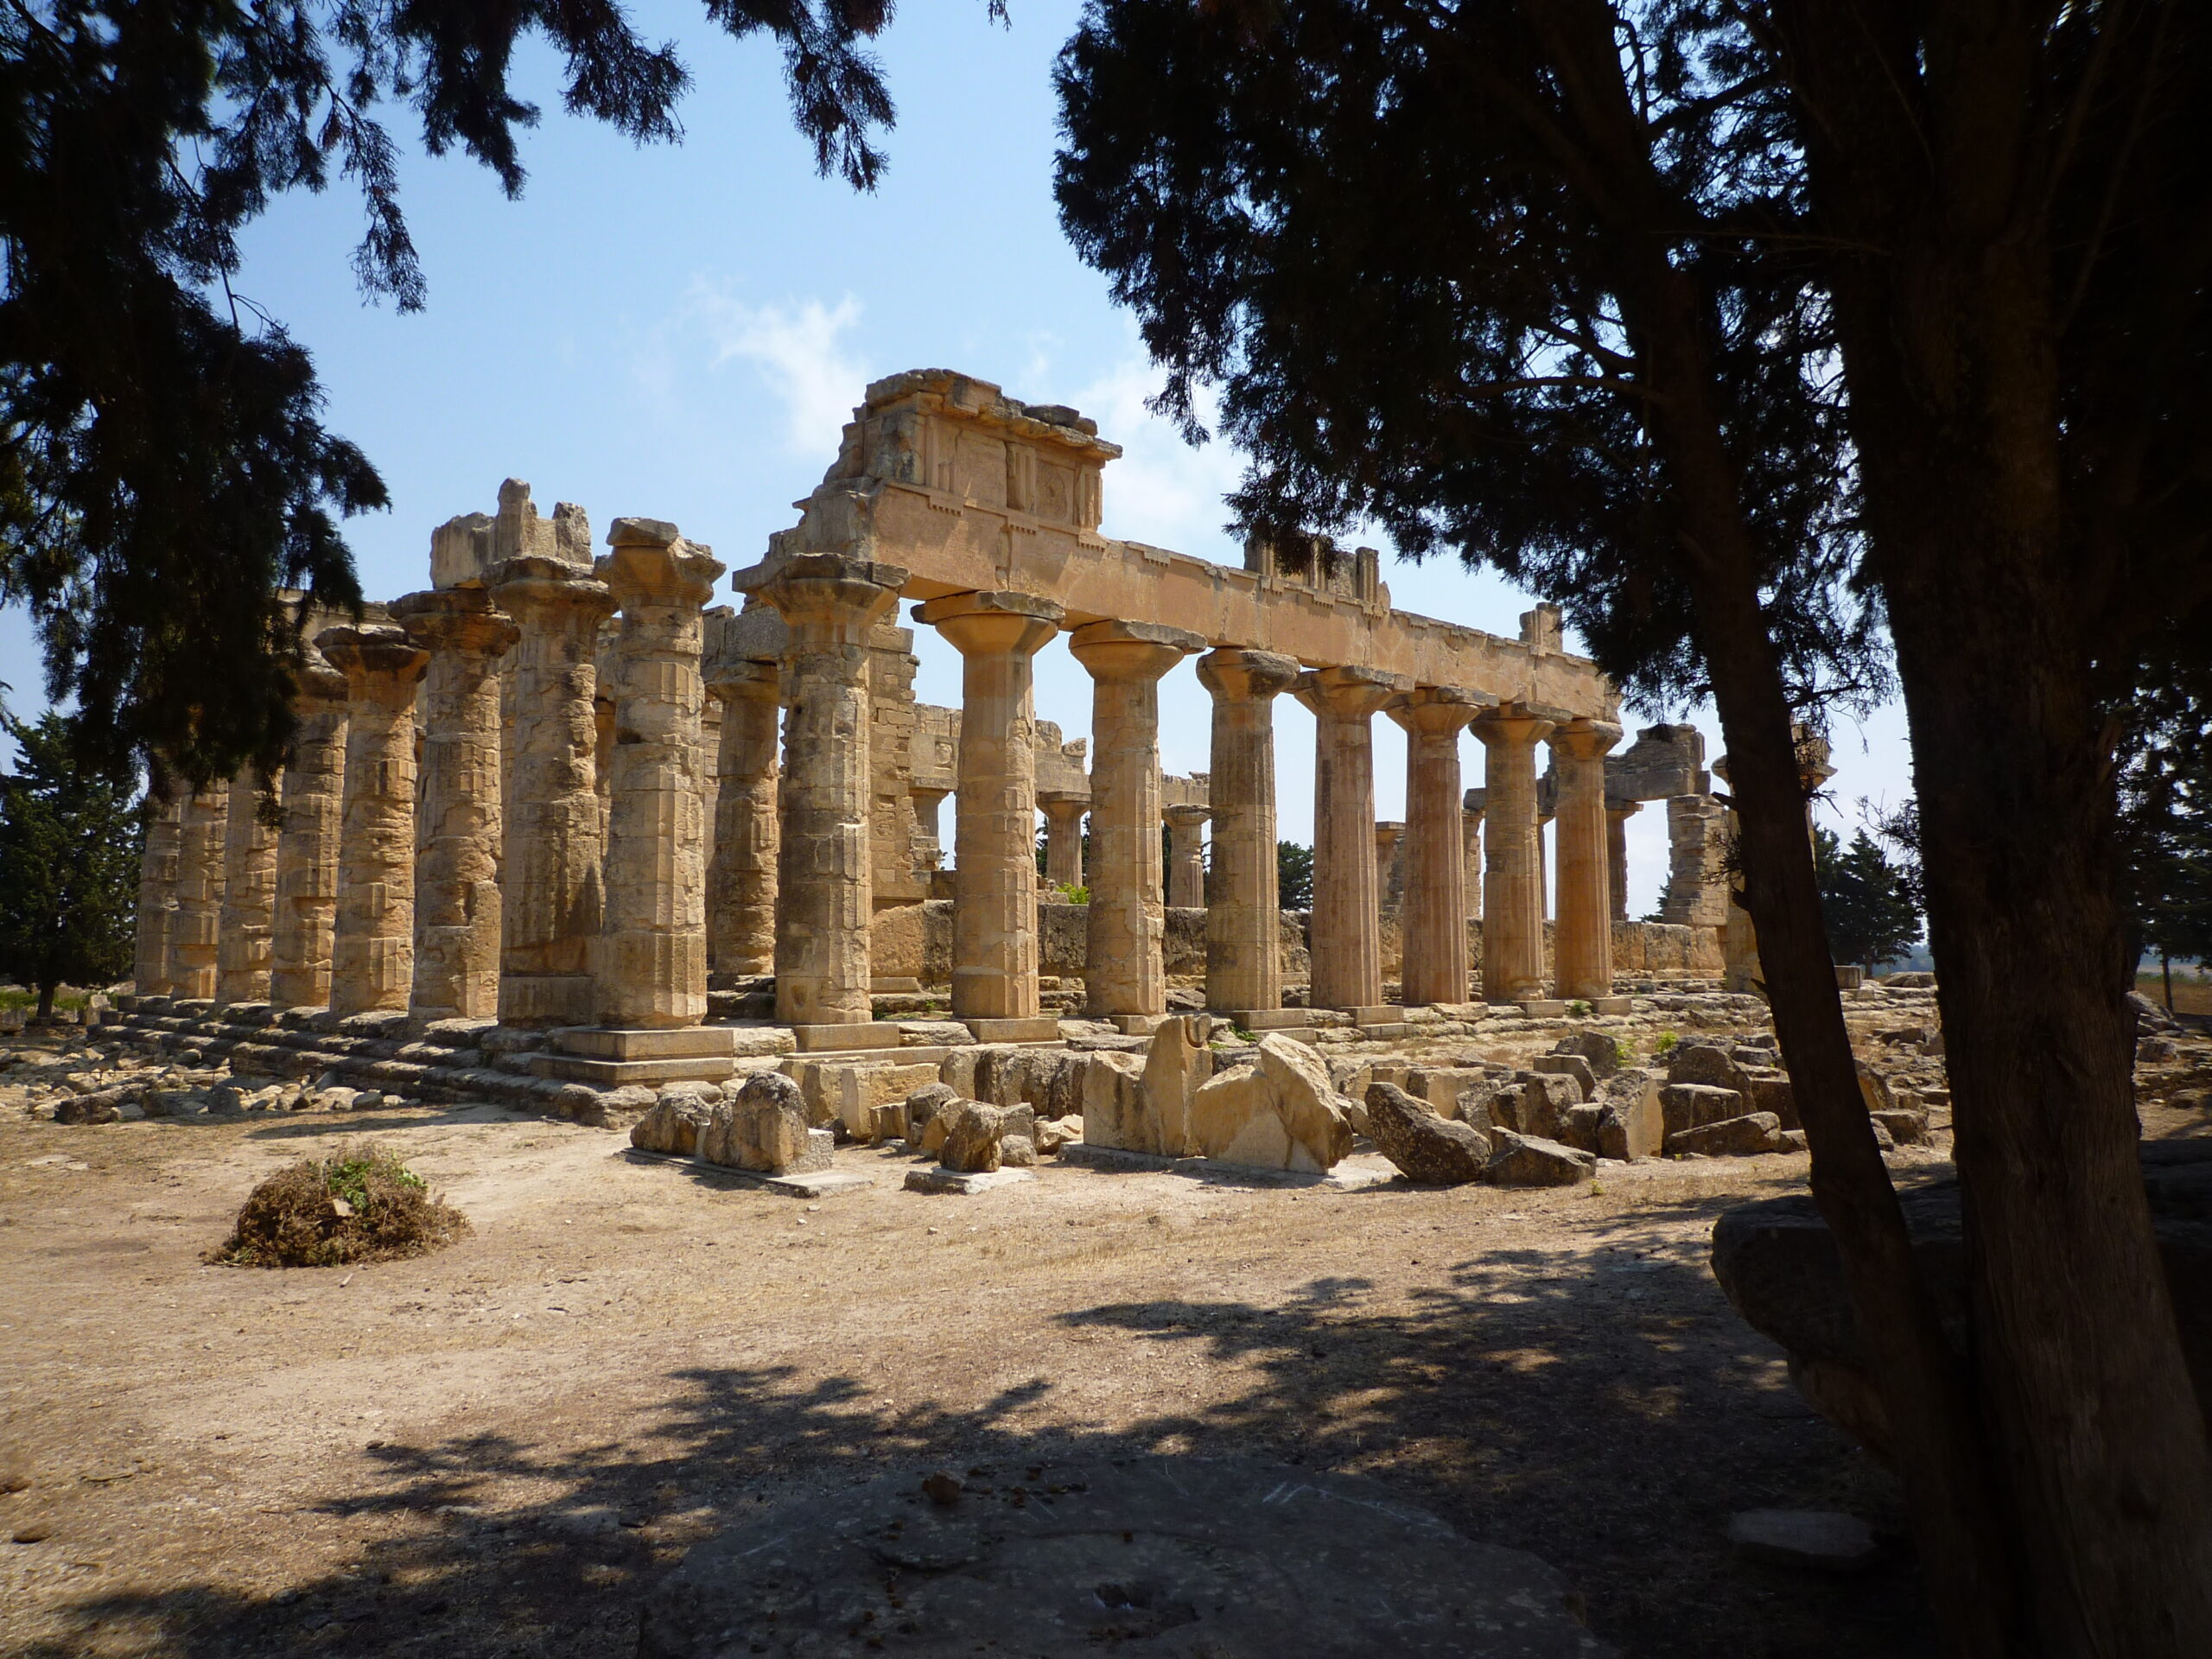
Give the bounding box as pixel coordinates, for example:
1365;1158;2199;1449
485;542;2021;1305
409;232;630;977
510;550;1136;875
685;284;868;455
1065;351;1247;564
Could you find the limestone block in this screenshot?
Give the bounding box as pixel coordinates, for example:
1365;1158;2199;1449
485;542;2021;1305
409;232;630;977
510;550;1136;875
1550;1030;1623;1079
1559;1103;1605;1154
829;1060;942;1140
702;1071;828;1174
940;1101;1006;1173
1597;1070;1664;1161
1255;1034;1356;1169
1190;1053;1352;1175
1075;1049;1149;1151
1871;1107;1927;1145
1531;1053;1597;1096
632;1095;715;1158
1669;1042;1751;1095
1364;1082;1489;1184
1665;1111;1784;1157
905;1081;958;1142
1485;1131;1597;1187
1661;1082;1747;1137
1139;1014;1214;1157
1515;1071;1583;1140
1742;1066;1799;1128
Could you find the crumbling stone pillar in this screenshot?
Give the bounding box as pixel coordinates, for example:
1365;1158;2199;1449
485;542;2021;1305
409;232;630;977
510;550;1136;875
593;519;725;1028
1196;649;1300;1015
1388;687;1484;1007
491;556;618;1026
1038;793;1088;891
1551;719;1623;1001
1165;804;1210;910
910;785;950;873
168;783;230;1001
1606;800;1639;924
1295;666;1408;1010
132;787;185;996
1474;706;1556;1002
751;555;906;1027
270;645;350;1009
318;625;430;1015
393;587;518;1024
1461;793;1484;923
1069;621;1202;1018
215;768;281;1003
916;590;1065;1021
705;658;779;977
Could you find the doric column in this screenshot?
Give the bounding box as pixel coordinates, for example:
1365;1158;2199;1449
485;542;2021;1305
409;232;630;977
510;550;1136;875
393;587;518;1023
1069;620;1204;1017
1461;791;1485;923
1196;649;1300;1014
1473;706;1556;1002
1038;793;1088;891
705;658;780;976
1606;800;1639;923
270;644;350;1009
915;590;1065;1020
1164;804;1210;908
1373;821;1404;909
133;787;185;995
215;768;281;1003
1294;665;1408;1010
749;554;906;1027
592;519;725;1028
318;625;430;1015
490;556;618;1026
1551;719;1623;1001
168;783;230;1000
1387;686;1484;1007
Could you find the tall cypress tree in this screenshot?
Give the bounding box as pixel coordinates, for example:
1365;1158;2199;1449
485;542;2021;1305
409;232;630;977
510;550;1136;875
0;711;141;1022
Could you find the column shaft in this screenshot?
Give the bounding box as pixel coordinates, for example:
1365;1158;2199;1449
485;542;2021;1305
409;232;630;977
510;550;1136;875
1607;804;1638;924
1462;797;1485;923
706;660;780;976
1039;798;1087;890
1197;649;1300;1013
1551;721;1623;1000
1165;805;1210;909
318;626;430;1015
270;651;349;1009
133;789;185;995
216;769;282;1003
1388;688;1484;1007
1474;709;1555;1002
168;784;229;1000
1295;666;1408;1009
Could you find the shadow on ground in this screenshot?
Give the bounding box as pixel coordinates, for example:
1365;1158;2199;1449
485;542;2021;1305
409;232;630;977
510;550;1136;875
25;1185;1937;1659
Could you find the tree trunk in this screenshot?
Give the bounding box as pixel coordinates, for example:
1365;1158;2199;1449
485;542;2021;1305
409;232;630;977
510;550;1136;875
35;981;57;1025
2163;952;2173;1014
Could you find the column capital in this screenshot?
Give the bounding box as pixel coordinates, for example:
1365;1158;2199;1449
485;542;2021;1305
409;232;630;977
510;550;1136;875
1463;787;1488;817
917;588;1065;658
743;553;906;644
705;658;780;703
598;518;727;609
1069;619;1205;684
315;625;429;704
1471;701;1565;749
392;586;520;662
489;554;618;628
289;635;350;707
1605;798;1643;820
1386;683;1492;738
1548;716;1624;764
1163;803;1212;830
1294;664;1410;721
1039;791;1090;817
1196;647;1300;702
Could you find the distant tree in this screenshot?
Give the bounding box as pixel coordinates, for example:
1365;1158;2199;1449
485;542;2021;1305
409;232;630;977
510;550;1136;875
1;0;991;785
1276;842;1313;911
2117;645;2212;994
0;711;141;1021
1815;826;1920;969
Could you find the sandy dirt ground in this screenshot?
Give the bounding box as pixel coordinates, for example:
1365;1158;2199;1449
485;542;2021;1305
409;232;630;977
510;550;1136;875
0;1063;1978;1659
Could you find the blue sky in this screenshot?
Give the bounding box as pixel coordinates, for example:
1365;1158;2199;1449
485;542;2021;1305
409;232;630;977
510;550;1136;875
0;0;1915;913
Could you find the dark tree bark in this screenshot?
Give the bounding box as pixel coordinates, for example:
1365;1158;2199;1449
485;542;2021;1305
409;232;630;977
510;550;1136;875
35;982;57;1025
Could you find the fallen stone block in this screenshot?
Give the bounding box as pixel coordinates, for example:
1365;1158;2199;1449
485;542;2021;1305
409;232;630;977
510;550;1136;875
1664;1111;1784;1157
1531;1052;1598;1096
1365;1082;1489;1184
1550;1028;1624;1079
1661;1082;1745;1137
1870;1108;1926;1145
631;1094;716;1157
701;1071;830;1175
939;1101;1006;1173
1485;1130;1597;1187
1597;1070;1663;1161
1668;1042;1751;1094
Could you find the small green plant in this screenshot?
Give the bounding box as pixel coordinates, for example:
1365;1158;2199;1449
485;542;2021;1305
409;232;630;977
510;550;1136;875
1568;998;1592;1016
211;1142;467;1268
1056;882;1090;905
1654;1030;1680;1057
1612;1035;1634;1067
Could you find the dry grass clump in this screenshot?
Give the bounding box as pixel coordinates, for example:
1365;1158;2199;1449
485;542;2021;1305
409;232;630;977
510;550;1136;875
210;1142;469;1268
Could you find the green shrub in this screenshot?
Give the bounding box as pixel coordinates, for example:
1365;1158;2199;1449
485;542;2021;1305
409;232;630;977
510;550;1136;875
211;1143;467;1268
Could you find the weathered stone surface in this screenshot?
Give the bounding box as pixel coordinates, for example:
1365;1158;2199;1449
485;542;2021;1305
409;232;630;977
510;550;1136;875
701;1071;826;1173
1190;1039;1353;1174
1297;667;1405;1010
905;1081;957;1141
1726;1510;1880;1573
1551;1029;1623;1079
1669;1042;1751;1094
1517;1071;1583;1139
632;1094;715;1157
1075;1048;1148;1150
1531;1052;1597;1096
1665;1111;1783;1158
1473;708;1554;1002
319;625;431;1014
1256;1034;1355;1168
1661;1081;1745;1137
940;1100;1006;1173
1870;1107;1927;1145
1486;1130;1597;1187
1739;1065;1799;1128
1128;1013;1211;1156
1558;1103;1605;1154
215;768;281;1004
1596;1070;1663;1161
1366;1081;1490;1184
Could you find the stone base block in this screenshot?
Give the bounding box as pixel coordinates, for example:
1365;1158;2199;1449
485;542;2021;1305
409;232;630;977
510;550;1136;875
1344;1005;1403;1026
963;1016;1062;1044
628;1145;871;1198
1222;1009;1310;1031
903;1165;1037;1196
782;1043;954;1068
556;1027;735;1061
531;1053;736;1086
498;975;594;1027
1589;995;1636;1015
1518;999;1569;1018
870;976;924;994
1423;1002;1491;1022
1105;1013;1170;1035
1356;1023;1416;1042
791;1021;904;1053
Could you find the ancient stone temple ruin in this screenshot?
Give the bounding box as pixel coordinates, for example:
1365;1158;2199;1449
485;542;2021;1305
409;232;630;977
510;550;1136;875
126;371;1734;1103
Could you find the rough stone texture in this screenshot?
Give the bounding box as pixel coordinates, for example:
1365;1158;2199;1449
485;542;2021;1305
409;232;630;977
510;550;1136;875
904;1080;957;1141
704;655;779;976
1388;688;1484;1007
1075;1048;1150;1151
1670;1042;1752;1094
1549;720;1621;1000
632;1094;715;1157
594;524;725;1027
270;644;351;1009
1130;1013;1212;1157
1366;1080;1491;1184
1190;1035;1353;1173
1661;1082;1747;1137
1553;1030;1623;1079
1197;649;1302;1014
1474;708;1556;1002
215;768;281;1003
492;554;618;1026
747;554;906;1027
1532;1052;1598;1095
1515;1072;1584;1140
939;1100;1006;1173
1163;803;1210;910
1665;1111;1784;1157
1296;666;1408;1010
1597;1071;1664;1161
1741;1066;1800;1128
1487;1130;1598;1187
132;788;186;995
916;589;1065;1020
637;1456;1616;1659
1726;1510;1881;1573
823;1059;942;1141
1256;1034;1356;1165
700;1071;828;1174
168;783;230;1001
393;588;517;1022
319;625;431;1015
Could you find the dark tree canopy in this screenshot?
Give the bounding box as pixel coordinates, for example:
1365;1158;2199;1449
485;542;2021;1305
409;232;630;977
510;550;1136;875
1;0;944;785
0;709;141;1020
1815;824;1921;969
2119;645;2212;976
1276;840;1313;911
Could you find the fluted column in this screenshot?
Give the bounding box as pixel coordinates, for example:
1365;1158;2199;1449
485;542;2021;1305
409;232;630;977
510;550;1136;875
1461;791;1485;923
270;645;350;1009
394;587;518;1023
1070;620;1203;1017
1388;686;1484;1007
168;783;229;1000
1294;665;1408;1010
1165;804;1210;909
215;769;281;1003
1373;822;1404;909
705;658;779;976
1606;800;1639;923
593;520;725;1028
133;787;185;995
318;625;430;1015
1550;720;1623;1001
1196;650;1300;1014
491;556;618;1026
1473;707;1555;1002
1038;794;1088;891
749;554;906;1027
916;590;1065;1020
